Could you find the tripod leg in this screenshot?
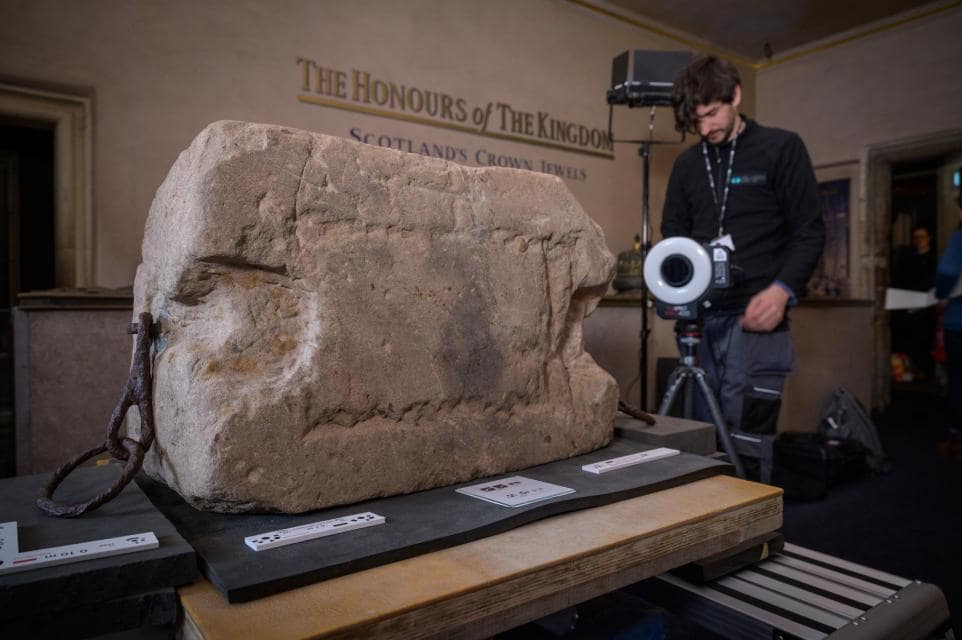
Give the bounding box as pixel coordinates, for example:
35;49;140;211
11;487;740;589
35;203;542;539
693;371;746;479
683;372;695;419
658;369;688;416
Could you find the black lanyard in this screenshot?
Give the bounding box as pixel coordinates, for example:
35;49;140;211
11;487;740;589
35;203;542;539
701;134;738;238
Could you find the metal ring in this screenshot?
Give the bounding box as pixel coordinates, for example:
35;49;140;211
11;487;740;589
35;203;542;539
643;237;712;305
37;439;146;518
36;312;157;518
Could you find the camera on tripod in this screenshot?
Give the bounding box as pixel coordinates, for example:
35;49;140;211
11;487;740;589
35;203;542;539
643;237;731;320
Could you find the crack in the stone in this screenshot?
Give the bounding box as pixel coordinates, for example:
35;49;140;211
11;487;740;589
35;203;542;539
300;393;531;435
196;255;289;276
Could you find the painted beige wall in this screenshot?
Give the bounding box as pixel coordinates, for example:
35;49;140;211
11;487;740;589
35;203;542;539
756;4;962;301
781;303;875;432
756;6;962;166
0;0;752;291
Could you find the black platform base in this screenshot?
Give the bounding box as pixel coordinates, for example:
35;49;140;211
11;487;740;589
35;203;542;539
3;588;178;640
0;464;197;636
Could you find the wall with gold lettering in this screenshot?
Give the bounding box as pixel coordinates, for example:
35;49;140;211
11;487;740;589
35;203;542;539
0;0;766;409
0;0;754;289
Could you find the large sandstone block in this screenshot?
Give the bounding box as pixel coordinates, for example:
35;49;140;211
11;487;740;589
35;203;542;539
133;120;617;513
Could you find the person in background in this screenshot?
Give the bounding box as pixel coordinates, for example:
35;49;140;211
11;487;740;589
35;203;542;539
903;226;937;288
934;197;962;457
894;226;937;380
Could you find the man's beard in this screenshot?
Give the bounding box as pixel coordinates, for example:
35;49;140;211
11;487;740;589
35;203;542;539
702;113;741;146
704;120;735;145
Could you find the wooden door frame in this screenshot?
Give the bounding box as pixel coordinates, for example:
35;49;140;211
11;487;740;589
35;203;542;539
0;84;92;287
0;150;20;305
864;128;962;409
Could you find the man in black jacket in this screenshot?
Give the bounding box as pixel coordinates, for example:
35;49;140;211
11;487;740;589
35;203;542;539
661;54;825;435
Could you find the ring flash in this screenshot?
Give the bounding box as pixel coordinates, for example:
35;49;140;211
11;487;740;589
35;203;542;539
643;237;731;319
643;237;712;305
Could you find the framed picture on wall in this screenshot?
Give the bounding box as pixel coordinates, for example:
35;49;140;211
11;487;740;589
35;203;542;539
807;162;857;298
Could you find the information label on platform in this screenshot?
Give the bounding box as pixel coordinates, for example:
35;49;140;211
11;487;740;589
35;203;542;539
456;476;574;507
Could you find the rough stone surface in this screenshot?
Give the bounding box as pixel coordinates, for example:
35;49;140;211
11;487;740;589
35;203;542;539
132;120;617;513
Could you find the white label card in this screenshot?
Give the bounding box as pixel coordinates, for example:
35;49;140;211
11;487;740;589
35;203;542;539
456;475;574;507
0;521;18;569
581;448;680;474
244;512;386;551
710;233;735;250
0;529;158;575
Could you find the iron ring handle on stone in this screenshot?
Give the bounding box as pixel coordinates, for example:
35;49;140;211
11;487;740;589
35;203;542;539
107;313;156;459
37;312;157;518
37;438;146;518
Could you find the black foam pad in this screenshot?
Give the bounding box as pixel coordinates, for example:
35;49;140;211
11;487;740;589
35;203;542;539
139;437;730;602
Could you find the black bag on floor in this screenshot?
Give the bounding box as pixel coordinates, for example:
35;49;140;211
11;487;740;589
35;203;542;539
772;432;867;500
818;387;891;473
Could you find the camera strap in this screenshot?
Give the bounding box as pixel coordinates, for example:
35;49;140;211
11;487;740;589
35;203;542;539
701;133;738;238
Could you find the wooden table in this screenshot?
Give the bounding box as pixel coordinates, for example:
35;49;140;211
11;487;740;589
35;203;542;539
179;475;782;640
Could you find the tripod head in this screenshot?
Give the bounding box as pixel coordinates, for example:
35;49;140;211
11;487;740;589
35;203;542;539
674;319;704;366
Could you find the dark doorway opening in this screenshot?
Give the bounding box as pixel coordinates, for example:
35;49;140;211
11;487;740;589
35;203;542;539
0;120;57;477
888;158;941;398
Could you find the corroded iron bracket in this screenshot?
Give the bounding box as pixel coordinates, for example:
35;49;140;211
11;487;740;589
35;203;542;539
37;312;157;517
618;399;656;425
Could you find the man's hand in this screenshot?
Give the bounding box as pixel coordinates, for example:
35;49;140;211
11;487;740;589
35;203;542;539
740;284;790;332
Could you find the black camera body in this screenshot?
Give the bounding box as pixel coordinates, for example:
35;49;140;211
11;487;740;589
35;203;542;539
643;237;731;320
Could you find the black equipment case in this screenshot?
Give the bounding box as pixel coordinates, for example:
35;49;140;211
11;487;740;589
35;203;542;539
772;432;866;500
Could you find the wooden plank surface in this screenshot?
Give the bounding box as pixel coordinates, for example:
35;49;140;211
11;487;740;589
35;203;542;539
180;475;782;640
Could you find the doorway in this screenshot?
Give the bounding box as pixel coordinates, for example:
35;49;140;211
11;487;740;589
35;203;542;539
0;120;57;477
869;132;962;410
889;159;940;391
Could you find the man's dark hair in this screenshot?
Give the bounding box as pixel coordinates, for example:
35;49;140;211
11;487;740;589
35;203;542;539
671;54;741;134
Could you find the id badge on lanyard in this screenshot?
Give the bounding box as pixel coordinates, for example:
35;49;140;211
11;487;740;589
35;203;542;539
701;135;738;250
